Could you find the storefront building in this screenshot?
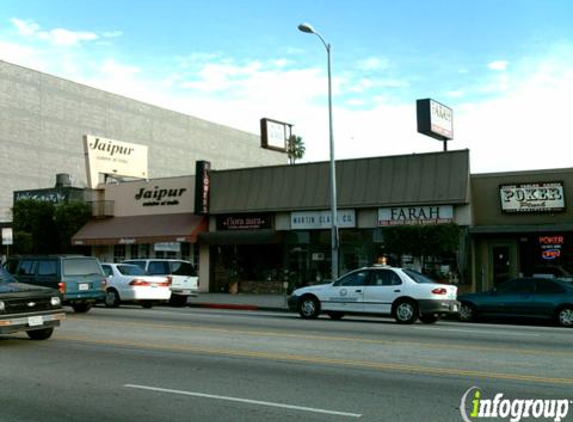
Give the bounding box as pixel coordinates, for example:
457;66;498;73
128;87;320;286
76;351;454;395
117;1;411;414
72;175;206;271
200;150;471;293
470;168;573;292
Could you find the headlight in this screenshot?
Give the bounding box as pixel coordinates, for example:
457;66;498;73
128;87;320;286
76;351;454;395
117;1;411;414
0;301;5;312
50;297;61;307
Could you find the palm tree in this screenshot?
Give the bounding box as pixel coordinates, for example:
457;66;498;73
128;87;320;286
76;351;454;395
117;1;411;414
287;135;306;164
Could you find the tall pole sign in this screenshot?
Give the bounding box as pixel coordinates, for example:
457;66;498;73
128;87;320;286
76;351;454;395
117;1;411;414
416;99;454;151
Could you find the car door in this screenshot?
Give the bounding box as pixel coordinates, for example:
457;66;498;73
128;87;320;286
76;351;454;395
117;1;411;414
362;269;403;315
482;279;536;317
533;279;567;318
320;269;370;313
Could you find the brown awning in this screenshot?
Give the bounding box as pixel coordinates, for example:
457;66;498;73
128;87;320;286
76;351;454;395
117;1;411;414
72;213;207;246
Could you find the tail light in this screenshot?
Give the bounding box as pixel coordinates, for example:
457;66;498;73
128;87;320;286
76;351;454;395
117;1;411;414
58;282;66;294
157;278;171;287
431;287;448;295
129;279;152;286
166;276;173;286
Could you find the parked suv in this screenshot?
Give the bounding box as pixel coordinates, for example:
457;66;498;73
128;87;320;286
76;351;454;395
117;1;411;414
5;255;107;313
0;266;65;340
123;259;199;306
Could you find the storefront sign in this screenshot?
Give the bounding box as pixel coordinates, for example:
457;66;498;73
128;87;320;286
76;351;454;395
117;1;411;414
135;186;187;207
14;190;68;204
194;161;211;215
260;118;291;152
217;214;272;230
290;210;356;230
2;228;13;245
416;98;453;141
378;206;454;226
154;242;181;252
500;182;565;213
539;235;564;260
84;135;148;188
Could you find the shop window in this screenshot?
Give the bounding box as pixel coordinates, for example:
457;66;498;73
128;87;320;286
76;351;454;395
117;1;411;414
114;245;126;262
129;244;139;259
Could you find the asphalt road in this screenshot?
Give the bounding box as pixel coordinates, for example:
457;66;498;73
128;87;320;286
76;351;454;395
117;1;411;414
1;306;572;422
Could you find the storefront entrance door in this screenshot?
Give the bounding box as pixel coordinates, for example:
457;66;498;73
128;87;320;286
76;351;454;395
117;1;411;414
490;243;517;287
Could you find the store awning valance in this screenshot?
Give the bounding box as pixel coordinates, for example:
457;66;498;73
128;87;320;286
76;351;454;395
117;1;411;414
198;229;284;245
72;213;207;246
470;224;573;234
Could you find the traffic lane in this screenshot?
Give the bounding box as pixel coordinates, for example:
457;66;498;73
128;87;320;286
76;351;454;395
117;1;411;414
73;310;573;366
86;306;573;355
1;334;569;422
63;309;573;383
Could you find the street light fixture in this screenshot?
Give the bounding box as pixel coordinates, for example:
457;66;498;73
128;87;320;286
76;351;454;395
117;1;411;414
298;23;339;281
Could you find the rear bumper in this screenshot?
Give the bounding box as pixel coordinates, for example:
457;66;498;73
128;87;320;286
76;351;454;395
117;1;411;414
64;291;106;304
170;288;200;297
0;310;65;334
419;299;460;315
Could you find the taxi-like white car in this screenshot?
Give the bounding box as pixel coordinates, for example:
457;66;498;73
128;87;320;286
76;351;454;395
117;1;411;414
101;263;171;308
288;265;459;324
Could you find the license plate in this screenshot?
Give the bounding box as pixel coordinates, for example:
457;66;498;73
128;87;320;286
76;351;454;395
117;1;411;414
28;316;44;327
79;283;89;291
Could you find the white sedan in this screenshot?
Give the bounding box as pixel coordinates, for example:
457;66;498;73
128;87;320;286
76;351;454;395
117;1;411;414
288;265;459;324
101;263;171;308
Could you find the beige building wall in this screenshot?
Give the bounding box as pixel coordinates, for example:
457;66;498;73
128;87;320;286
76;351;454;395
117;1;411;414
0;60;287;222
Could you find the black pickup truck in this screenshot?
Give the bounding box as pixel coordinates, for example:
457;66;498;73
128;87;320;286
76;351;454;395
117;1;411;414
0;266;65;340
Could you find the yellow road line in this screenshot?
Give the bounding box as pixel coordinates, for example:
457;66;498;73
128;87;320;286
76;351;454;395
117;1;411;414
57;334;573;386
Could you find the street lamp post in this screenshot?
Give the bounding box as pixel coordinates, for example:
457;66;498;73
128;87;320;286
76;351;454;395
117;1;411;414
298;23;339;281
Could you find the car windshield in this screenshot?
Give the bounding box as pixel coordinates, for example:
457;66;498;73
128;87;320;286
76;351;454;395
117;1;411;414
63;258;104;276
117;265;147;276
169;261;197;276
402;269;437;284
0;267;15;283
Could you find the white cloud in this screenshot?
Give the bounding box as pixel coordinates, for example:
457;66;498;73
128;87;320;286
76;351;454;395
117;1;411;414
488;60;509;71
9;18;119;47
355;57;390;71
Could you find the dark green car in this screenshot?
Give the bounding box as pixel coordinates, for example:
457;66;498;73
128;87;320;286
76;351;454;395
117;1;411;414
458;277;573;327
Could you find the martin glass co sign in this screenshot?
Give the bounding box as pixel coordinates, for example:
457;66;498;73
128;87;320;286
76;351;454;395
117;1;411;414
500;182;565;213
378;206;454;226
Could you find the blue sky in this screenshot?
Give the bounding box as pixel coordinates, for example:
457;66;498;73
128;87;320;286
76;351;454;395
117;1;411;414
1;0;572;173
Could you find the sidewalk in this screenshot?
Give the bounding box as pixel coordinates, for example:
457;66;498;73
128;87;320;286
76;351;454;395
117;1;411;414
187;293;290;312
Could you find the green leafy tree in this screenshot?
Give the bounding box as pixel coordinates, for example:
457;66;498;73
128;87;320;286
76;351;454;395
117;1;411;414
11;199;57;254
11;199;91;254
287;135;306;164
54;201;91;253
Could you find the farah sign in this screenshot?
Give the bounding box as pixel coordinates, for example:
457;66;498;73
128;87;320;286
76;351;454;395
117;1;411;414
84;135;148;188
378;206;454;226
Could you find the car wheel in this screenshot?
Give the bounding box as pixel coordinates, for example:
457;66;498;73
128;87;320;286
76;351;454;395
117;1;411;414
72;303;92;313
459;302;476;322
169;295;188;307
105;289;120;308
141;301;154;309
326;312;344;320
27;328;54;340
420;314;439;324
394;299;418;324
556;306;573;327
298;295;320;319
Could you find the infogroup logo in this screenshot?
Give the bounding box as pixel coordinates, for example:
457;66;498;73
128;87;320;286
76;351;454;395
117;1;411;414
460;387;571;422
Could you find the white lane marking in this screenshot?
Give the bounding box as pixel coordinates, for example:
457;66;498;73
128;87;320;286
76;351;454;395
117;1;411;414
413;326;540;336
125;384;362;418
